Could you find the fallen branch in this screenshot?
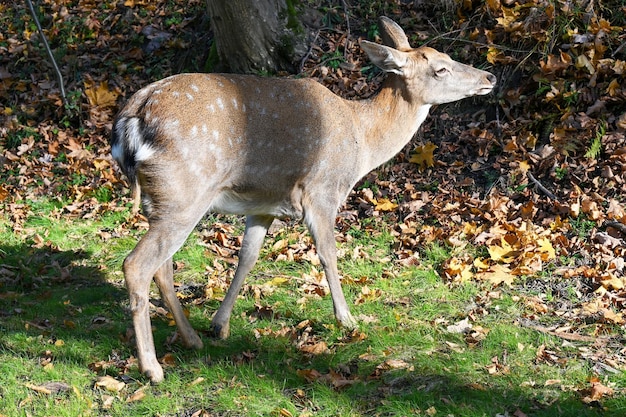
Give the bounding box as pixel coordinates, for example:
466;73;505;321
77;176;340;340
605;221;626;235
527;171;558;200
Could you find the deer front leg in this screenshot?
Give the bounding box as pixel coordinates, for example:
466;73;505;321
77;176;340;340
210;215;274;339
153;258;203;349
305;205;357;329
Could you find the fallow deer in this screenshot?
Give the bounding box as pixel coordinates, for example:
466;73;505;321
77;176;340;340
111;16;496;383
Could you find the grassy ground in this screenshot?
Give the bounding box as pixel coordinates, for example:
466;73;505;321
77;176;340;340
1;199;625;416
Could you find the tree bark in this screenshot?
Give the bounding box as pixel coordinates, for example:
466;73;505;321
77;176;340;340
207;0;307;74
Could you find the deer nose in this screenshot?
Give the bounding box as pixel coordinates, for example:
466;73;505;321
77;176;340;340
487;73;497;86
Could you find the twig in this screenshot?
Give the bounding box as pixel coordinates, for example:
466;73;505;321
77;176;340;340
613;41;626;58
25;0;67;105
340;0;351;59
299;30;319;74
527;171;558;200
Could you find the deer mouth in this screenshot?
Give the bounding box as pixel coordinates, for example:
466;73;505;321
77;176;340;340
473;85;495;95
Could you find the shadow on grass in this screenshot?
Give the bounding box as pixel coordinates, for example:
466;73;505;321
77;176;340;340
0;243;129;362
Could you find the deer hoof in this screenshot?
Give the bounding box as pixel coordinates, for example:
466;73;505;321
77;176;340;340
209;322;230;340
182;332;204;350
143;364;165;384
338;314;358;330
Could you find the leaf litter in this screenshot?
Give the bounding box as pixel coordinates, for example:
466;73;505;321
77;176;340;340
1;0;625;412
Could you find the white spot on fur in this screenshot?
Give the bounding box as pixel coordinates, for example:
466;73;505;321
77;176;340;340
186;93;194;101
232;98;238;109
135;143;156;162
153;89;162;95
190;84;199;92
190;125;198;136
172;91;180;98
202;124;208;134
122;118;156;162
216;98;224;110
212;130;219;141
207;104;215;113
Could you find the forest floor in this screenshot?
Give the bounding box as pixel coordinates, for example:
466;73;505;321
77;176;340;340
1;0;626;416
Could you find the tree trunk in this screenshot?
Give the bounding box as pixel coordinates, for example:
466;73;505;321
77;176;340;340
207;0;307;74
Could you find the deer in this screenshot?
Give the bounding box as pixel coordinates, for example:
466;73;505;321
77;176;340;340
111;16;496;383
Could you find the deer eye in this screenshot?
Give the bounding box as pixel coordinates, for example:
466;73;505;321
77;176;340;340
435;67;449;77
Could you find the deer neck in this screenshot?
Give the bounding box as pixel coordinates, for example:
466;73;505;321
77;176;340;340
355;76;431;173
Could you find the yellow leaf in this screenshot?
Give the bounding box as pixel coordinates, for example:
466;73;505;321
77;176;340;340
95;376;125;393
268;277;289;286
374;198;398;212
355;285;382;304
536;238;555;260
478;264;515;286
473;257;490;270
409;142;437;170
600;273;624;291
607;79;620;96
486;46;505;64
84;80;119;107
575;54;595;74
518;160;530;174
444;257;474;282
487;238;517;263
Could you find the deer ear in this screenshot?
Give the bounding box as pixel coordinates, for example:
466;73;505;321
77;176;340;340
378;16;412;51
360;41;408;75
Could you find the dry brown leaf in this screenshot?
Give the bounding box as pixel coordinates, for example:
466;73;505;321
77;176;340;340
95;376;125;393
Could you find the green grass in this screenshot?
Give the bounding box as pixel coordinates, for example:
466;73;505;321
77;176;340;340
1;198;625;416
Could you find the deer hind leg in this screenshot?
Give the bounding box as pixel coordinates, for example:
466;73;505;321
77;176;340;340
304;203;357;329
124;215;202;383
153;258;203;349
210;215;274;339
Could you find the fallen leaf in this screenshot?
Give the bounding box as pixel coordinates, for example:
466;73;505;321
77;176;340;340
94;376;125;393
84;80;119;108
126;389;146;403
477;264;516;286
409;142;437;170
374;198;398;212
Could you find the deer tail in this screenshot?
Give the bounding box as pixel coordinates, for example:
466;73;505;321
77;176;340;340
111;116;157;214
